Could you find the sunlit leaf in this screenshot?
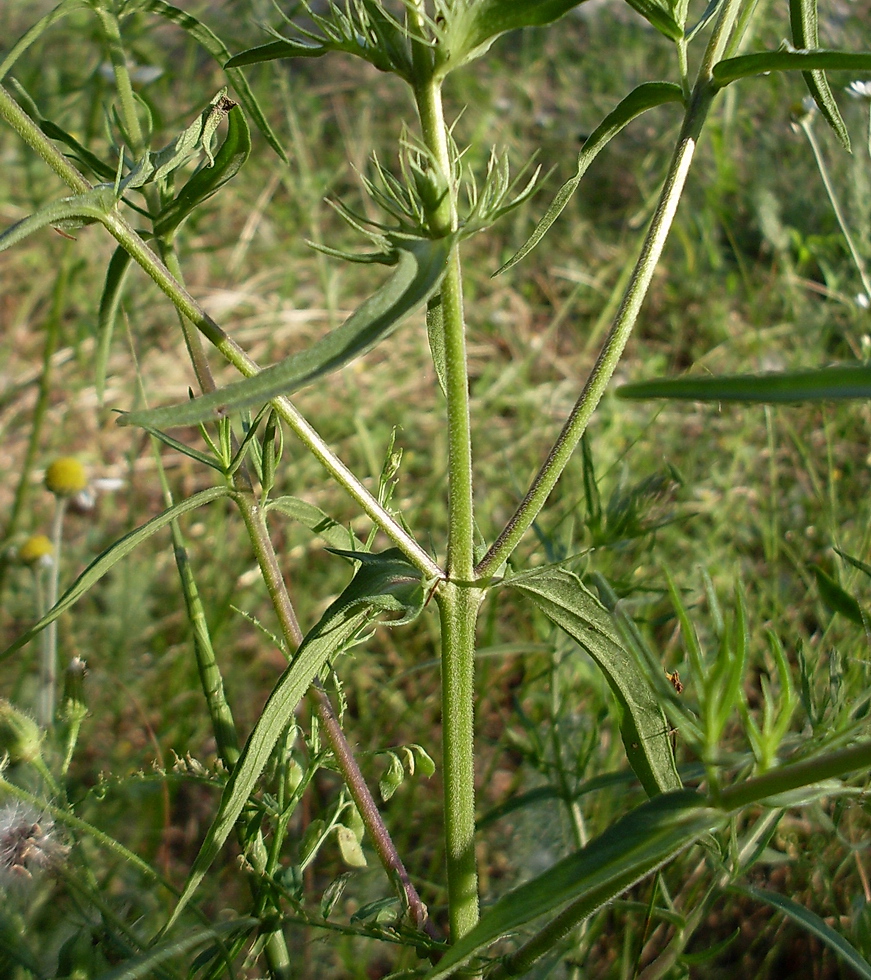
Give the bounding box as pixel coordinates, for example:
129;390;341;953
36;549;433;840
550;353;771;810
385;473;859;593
618;364;871;402
497;82;684;274
0;186;116;253
266;496;363;551
437;0;590;73
118;235;452;429
621;0;683;40
423;790;723;980
713;50;871;88
508;565;682;796
165;549;427;928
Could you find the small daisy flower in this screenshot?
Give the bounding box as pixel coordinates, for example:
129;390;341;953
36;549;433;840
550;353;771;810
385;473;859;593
44;458;88;498
17;535;54;568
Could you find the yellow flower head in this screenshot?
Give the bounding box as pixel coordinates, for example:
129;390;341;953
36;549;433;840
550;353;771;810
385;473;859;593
44;458;88;497
17;535;54;565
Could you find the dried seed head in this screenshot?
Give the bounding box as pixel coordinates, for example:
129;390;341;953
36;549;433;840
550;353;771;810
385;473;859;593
0;700;43;765
44;458;88;497
17;535;54;566
0;802;68;884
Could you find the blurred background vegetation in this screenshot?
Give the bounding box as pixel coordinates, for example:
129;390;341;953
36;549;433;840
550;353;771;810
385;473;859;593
0;0;870;976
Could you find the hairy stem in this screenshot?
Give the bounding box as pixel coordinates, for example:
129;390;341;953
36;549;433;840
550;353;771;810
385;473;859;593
410;2;481;942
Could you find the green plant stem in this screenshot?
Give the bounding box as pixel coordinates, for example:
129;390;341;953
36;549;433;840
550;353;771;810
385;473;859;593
475;101;705;580
476;0;749;581
37;496;67;727
799;114;871;300
435;582;482;941
410;6;481;942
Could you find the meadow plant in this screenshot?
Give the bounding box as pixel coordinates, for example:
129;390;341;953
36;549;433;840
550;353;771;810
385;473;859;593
0;0;870;977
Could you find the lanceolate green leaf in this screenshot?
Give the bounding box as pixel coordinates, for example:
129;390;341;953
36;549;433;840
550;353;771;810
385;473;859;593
617;364;871;402
96;246;133;403
422;790;724;980
508;565;682;796
165;549;427;929
713;50;871;88
497;82;684;274
621;0;683;41
437;0;590;73
0;186;117;254
118;235;452;429
789;0;850;149
731;886;871;980
0;486;232;661
812;565;866;626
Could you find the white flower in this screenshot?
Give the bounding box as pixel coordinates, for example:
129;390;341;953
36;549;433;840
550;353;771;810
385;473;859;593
846;80;871;100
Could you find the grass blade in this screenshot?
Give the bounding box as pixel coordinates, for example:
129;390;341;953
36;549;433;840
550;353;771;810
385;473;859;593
423;790;724;980
617;364;871;402
496;82;684;274
118;235;452;429
730;885;871;979
0;486;232;661
508;565;682;797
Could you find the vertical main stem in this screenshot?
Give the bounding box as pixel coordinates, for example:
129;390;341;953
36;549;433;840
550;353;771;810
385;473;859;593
410;4;480;941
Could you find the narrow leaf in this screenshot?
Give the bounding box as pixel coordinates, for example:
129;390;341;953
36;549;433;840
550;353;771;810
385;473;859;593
439;0;590;72
135;0;288;163
153;103;251;236
118;236;452;429
508;565;682;796
497;82;684;274
166;550;426;928
835;549;871;581
617;364;871;402
713;50;871;88
731;885;871;980
812;565;866;625
423;790;724;980
225;38;329;68
0;186;116;254
425;293;448;397
621;0;683;40
0;486;232;661
266;496;362;551
40;119;117;180
789;0;850;149
96;247;133;402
